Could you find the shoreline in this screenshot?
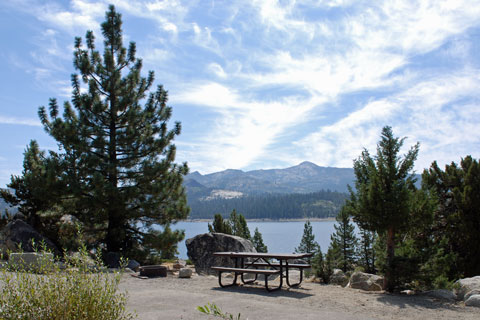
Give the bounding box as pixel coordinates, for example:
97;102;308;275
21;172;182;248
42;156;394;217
181;217;336;222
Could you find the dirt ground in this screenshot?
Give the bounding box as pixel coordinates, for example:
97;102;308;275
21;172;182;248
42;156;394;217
119;272;479;320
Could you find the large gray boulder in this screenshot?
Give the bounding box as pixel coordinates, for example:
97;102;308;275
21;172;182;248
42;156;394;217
185;233;256;275
0;220;59;256
454;276;480;301
347;271;384;291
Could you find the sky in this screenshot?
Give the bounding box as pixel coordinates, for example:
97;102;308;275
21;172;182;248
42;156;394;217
1;0;480;188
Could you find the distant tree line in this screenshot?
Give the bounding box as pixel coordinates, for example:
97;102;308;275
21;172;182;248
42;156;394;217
189;190;347;219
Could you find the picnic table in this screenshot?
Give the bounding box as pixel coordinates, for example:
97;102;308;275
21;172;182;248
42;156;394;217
211;251;313;291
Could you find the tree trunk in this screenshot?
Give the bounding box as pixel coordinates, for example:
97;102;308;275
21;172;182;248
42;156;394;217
384;227;395;292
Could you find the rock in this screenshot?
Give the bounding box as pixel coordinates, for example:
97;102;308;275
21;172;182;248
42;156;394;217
465;294;480;307
173;259;186;270
127;259;141;272
401;290;415;295
185;233;256;275
13;212;26;221
0;220;59;256
179;268;193;278
9;252;55;272
59;214;79;225
330;269;349;287
454;276;480;301
465;289;480;301
347;271;384;291
424;289;457;300
65;251;97;269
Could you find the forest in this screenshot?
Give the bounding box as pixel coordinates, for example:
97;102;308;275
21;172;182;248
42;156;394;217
188;190;347;219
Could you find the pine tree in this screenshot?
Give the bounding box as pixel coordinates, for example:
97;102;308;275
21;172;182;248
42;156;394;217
208;214;232;234
422;156;480;278
34;5;189;257
329;207;358;272
347;126;419;291
228;209;251;239
295;221;320;255
356;228;376;274
252;227;268;253
1;141;64;244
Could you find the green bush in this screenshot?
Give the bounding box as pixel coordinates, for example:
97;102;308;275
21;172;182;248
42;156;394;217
0;246;135;320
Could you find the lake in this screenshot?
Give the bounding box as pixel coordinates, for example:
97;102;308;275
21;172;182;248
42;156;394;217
172;220;337;259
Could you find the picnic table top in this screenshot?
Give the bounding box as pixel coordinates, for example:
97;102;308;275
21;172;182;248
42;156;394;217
213;251;314;260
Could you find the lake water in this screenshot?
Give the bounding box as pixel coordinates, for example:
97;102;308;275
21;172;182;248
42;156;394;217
172;220;337;259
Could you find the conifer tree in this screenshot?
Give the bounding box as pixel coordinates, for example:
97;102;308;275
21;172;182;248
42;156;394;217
356;228;377;274
295;221;320;255
208;214;232;234
1;141;64;243
347;126;419;291
329;207;358;273
34;5;189;257
252;227;268;253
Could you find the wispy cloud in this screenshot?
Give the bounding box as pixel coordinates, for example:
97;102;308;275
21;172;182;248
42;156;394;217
0;116;41;127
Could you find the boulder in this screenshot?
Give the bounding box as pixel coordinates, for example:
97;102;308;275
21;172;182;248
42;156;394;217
347;271;384;291
330;269;349;287
179;268;193;278
127;259;141;272
0;220;59;256
454;276;480;301
465;295;480;307
9;252;55;272
185;233;256;275
465;289;480;301
424;289;457;301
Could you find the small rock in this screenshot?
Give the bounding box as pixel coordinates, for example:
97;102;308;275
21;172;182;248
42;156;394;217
465;294;480;307
401;290;415;295
9;252;55;272
179;268;193;278
127;259;140;272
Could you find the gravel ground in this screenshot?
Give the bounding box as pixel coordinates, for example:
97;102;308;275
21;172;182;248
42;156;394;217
119;273;479;320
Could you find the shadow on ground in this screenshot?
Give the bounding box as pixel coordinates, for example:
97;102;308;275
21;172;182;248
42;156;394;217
211;283;314;299
376;293;461;311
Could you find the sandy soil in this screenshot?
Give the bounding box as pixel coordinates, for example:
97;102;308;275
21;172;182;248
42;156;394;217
119;272;479;320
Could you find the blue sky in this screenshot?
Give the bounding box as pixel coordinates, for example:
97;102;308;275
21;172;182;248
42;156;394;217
1;0;480;188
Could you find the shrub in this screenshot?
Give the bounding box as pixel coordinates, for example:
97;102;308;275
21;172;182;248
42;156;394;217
0;246;135;320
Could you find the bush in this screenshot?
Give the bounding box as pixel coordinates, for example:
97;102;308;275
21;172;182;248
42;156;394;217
0;246;135;320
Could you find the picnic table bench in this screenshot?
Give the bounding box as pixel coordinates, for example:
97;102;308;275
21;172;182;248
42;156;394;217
212;252;313;291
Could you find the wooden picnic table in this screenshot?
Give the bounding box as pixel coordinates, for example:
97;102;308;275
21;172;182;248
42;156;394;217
211;251;314;291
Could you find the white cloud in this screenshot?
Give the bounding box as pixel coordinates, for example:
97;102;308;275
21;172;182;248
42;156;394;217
0;116;41;127
295;70;480;170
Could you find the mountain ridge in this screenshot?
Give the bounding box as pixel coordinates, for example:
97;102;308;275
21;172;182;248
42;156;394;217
184;161;355;201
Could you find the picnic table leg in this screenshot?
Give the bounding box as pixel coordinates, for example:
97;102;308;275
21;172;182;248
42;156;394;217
217;257;239;288
265;260;283;291
284;260;304;287
240;258;258;284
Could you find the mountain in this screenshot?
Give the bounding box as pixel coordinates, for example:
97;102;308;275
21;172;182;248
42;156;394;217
184;161;355;198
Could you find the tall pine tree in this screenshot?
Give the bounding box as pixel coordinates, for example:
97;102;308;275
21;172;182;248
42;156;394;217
295;220;320;255
329;207;357;273
347;126;419;291
35;5;189;257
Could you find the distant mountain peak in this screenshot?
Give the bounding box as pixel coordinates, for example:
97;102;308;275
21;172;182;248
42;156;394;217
297;161;318;167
